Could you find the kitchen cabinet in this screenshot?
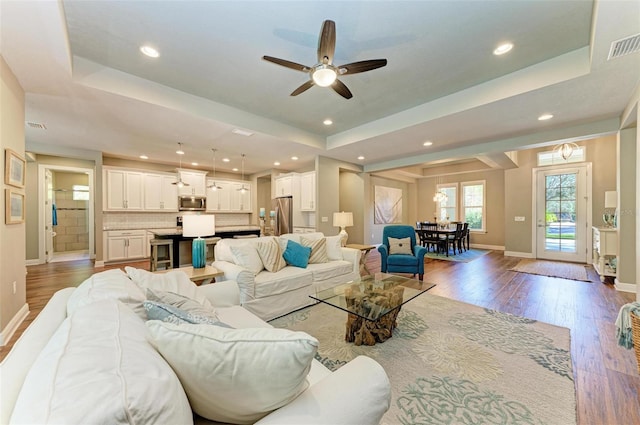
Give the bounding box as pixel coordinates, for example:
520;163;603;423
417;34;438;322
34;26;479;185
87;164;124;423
104;230;146;262
275;175;293;197
300;171;316;211
231;182;251;211
104;169;144;211
144;173;178;211
592;226;617;282
178;170;206;196
206;179;252;212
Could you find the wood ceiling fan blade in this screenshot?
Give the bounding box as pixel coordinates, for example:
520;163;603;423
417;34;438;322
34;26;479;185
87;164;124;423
290;80;315;96
338;59;388;75
332;79;353;99
317;20;336;64
262;56;310;72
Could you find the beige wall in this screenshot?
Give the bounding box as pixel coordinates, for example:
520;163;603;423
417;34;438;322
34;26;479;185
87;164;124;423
504;135;617;254
617;128;637;288
315;156;361;236
339;171;365;244
366;175;415;245
0;55;27;342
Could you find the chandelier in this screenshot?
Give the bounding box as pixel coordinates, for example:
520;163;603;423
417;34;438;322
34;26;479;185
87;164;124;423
433;190;448;204
553;142;579;160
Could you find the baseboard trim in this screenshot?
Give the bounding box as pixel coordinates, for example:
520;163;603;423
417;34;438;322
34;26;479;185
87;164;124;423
94;260;105;268
25;259;41;266
614;279;637;293
504;251;535;258
0;303;29;346
471;244;504;251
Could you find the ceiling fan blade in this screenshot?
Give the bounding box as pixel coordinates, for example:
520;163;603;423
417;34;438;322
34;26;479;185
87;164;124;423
332;79;353;99
262;56;310;72
338;59;388;75
290;80;315;96
317;20;336;64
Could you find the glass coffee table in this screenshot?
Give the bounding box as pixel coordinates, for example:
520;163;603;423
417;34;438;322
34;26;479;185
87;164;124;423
310;273;435;346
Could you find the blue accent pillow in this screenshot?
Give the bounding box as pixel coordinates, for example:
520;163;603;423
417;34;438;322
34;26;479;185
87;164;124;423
283;240;312;268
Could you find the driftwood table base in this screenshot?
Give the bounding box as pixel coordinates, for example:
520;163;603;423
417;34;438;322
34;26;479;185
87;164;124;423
344;285;405;346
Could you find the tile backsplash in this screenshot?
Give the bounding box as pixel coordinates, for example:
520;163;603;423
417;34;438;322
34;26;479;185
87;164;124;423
103;212;251;230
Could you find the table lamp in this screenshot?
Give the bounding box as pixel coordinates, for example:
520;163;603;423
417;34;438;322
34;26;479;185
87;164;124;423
182;214;215;268
333;211;353;246
604;191;617;227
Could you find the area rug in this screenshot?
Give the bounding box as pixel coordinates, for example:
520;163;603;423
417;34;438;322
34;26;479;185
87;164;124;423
509;259;590;282
424;248;491;262
271;294;576;425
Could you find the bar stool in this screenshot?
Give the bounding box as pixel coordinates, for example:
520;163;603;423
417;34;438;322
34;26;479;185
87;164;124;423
205;237;221;263
150;239;173;272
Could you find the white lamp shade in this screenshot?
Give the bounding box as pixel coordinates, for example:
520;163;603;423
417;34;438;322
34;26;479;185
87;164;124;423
182;214;215;237
604;191;617;209
333;212;353;228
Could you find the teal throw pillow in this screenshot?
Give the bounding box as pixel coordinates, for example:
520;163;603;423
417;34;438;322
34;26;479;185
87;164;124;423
283;240;312;268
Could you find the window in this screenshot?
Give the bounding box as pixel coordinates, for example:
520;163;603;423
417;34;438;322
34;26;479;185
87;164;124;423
537;146;586;166
462;181;485;231
436;183;457;221
72;185;89;201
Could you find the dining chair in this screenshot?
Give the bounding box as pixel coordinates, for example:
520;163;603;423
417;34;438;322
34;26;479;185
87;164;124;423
419;222;443;253
444;222;464;255
460;222;469;251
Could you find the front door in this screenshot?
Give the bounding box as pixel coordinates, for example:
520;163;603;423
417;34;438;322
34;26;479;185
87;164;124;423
535;165;588;263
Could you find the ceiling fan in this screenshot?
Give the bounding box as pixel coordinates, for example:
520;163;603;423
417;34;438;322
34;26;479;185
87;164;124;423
263;20;387;99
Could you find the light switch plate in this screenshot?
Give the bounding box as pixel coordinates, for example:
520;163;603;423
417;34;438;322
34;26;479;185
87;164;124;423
321;216;328;222
515;216;525;222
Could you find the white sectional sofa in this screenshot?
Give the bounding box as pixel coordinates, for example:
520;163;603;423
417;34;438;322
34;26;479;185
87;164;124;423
1;268;391;425
213;232;361;321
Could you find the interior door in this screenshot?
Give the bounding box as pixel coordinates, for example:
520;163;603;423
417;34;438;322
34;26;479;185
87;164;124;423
535;166;587;262
45;169;54;263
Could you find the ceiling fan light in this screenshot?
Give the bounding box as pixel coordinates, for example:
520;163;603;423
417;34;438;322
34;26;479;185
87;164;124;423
312;66;337;87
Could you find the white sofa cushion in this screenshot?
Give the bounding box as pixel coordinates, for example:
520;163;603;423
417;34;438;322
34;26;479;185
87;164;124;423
10;299;192;425
66;268;146;319
325;235;344;260
125;266;213;308
253;266;313;298
146;321;318;425
230;243;264;275
307;260;354;282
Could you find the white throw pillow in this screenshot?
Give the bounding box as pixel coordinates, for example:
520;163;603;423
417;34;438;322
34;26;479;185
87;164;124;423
10;299;192;425
325;235;344;260
388;236;413;255
66;268;146;319
301;236;329;264
146;321;318;424
255;238;286;272
125;266;212;308
230;243;264;275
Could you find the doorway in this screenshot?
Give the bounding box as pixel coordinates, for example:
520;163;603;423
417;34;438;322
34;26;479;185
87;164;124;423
534;164;591;263
38;165;95;263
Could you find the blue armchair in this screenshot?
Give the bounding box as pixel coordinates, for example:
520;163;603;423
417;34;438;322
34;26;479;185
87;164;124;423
377;225;427;280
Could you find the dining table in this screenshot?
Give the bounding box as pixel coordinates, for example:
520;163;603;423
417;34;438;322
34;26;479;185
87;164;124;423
415;225;467;257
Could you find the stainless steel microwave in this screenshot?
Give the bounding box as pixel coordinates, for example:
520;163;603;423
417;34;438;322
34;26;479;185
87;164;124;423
179;196;206;211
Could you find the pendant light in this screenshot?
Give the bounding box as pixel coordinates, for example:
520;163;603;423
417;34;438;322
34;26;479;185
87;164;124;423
171;142;190;188
207;148;223;190
237;154;249;193
553;142;579;160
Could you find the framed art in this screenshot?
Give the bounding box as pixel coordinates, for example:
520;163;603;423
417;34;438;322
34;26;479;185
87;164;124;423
374;185;403;224
5;149;26;188
5;189;25;224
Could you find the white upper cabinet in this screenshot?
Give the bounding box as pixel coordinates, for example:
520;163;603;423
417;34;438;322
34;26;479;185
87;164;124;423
178;170;207;196
144;174;178;211
206;179;252;212
300;172;316;211
105;169;144;211
275;175;293;197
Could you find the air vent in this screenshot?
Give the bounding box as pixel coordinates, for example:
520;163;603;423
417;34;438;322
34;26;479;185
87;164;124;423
608;33;640;60
231;128;254;137
26;121;47;129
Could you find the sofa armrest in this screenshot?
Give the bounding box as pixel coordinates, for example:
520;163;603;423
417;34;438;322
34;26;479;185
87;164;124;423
377;245;389;272
212;260;256;299
255;356;391;425
195;280;240;308
340;247;361;274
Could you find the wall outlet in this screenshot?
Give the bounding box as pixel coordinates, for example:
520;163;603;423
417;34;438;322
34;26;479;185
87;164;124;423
12;281;16;294
321;216;328;222
515;216;526;222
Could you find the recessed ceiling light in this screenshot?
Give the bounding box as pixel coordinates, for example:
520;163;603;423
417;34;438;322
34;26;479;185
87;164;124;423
323;119;333;125
140;45;159;58
139;155;148;160
538;113;554;121
222;158;230;162
493;42;513;56
423;141;433;147
232;167;239;172
176;149;184;155
191;162;198;166
357;156;365;160
291;156;298;160
274;161;280;166
232;128;254;136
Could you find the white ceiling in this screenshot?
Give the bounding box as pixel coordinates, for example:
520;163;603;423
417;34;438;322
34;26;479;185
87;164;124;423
1;0;639;177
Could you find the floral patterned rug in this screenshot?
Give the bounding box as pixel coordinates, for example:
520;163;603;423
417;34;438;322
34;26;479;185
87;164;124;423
271;293;576;425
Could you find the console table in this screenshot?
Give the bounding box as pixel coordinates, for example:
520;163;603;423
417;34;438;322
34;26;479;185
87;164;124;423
592;226;617;282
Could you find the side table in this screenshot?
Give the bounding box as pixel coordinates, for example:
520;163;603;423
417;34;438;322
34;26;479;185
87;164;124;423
346;244;376;276
154;265;224;285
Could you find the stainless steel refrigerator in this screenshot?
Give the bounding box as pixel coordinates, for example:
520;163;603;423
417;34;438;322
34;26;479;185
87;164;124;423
272;196;293;236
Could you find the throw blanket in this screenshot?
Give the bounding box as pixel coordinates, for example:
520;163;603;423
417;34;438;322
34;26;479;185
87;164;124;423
615;302;640;349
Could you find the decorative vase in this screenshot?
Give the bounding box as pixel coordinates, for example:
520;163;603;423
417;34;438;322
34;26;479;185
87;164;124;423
192;237;206;269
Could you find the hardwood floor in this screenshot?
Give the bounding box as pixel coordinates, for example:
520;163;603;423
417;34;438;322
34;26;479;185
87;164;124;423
2;252;639;424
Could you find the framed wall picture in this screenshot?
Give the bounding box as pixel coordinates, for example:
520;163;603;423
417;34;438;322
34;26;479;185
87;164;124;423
5;189;25;224
5;149;26;188
374;185;403;224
